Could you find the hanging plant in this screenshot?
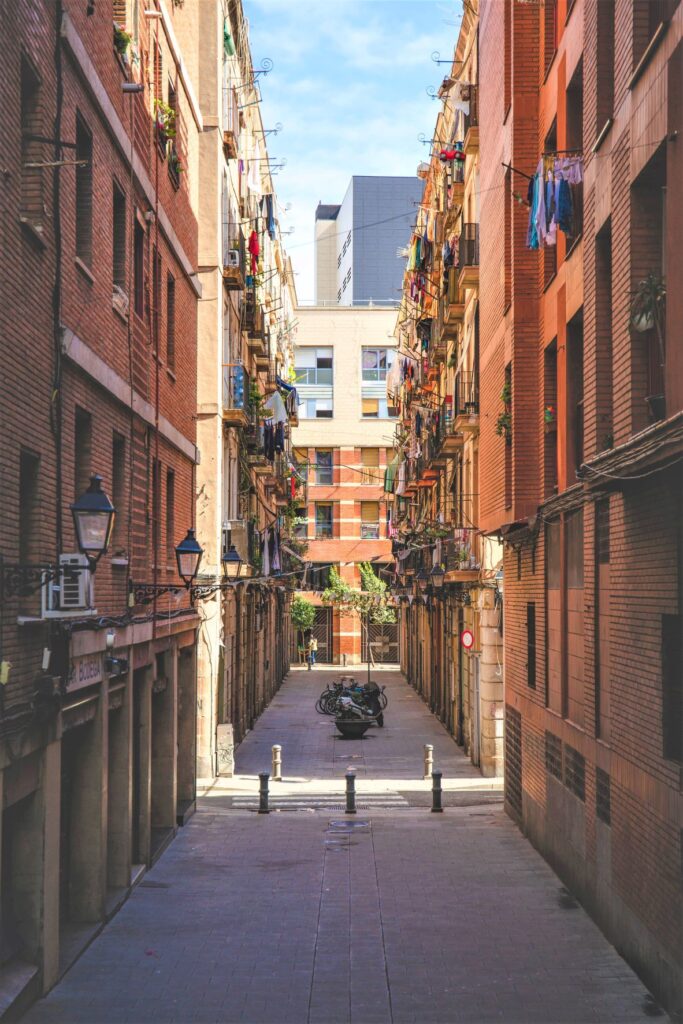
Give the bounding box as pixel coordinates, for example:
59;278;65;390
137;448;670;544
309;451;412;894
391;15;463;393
544;404;555;424
154;99;177;142
495;410;512;440
113;23;132;57
169;147;183;181
500;380;512;407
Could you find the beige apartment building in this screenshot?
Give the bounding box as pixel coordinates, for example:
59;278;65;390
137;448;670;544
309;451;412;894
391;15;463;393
194;0;298;779
292;306;399;664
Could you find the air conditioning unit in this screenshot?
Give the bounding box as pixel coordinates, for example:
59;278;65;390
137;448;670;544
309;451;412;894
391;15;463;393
41;554;94;619
226;249;240;268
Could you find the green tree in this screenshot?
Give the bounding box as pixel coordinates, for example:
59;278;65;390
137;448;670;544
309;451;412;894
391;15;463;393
322;564;396;625
291;595;316;649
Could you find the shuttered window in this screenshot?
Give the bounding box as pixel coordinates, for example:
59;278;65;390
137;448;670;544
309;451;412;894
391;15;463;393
113;0;127;25
361;448;379;484
112;181;126;289
360;502;380;540
75;114;93;266
166;274;176;370
20;56;43;230
527;602;536;689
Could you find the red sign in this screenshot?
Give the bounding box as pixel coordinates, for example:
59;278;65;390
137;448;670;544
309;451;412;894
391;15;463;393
460;629;474;650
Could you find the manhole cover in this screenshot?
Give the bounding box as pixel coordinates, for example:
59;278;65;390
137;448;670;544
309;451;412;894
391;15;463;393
327;819;371;831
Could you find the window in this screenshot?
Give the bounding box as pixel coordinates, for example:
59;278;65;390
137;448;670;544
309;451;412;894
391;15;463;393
153;40;162;101
74;407;92;499
166;274;175;370
315;503;333;539
20;55;43;230
543;340;558;498
362;348;394;382
595;1;615;130
360;502;380;540
152;246;161;353
362;398;397;419
300;399;333;419
294;347;333;385
595;222;613;450
567;312;584;475
165;468;175;564
112;432;126;553
662;613;682;762
134;217;144;317
19;451;40;565
596;768;611;825
527;602;536;689
293;448;308;483
563;745;585;801
544;0;557;74
361;448;380;484
293;508;308;540
152;458;161;561
595;498;611;741
504;364;512;508
315;450;333;485
75;114;93;266
310;563;333;590
113;182;126;290
545;731;562;781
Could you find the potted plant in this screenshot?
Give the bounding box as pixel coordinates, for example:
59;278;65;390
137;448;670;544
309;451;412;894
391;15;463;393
496;380;512;443
154;99;176;151
168;146;183;185
113;23;132;57
631;273;666;420
544;403;556;432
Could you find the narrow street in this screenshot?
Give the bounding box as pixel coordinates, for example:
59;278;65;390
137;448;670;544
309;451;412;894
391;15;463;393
24;668;660;1024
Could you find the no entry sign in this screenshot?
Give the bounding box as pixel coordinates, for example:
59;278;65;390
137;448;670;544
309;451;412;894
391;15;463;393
460;628;474;650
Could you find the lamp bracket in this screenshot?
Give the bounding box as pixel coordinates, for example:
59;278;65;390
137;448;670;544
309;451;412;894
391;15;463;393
0;559;82;602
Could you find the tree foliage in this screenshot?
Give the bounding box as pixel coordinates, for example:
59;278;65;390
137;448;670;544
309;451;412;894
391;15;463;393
290;595;316;632
322;563;396;624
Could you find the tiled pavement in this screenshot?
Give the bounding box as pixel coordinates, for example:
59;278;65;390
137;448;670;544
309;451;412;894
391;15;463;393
23;668;665;1023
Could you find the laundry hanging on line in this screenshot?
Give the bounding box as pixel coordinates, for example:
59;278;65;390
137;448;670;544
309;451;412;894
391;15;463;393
526;154;583;250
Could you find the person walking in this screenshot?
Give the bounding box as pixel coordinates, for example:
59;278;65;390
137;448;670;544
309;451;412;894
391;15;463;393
309;636;318;667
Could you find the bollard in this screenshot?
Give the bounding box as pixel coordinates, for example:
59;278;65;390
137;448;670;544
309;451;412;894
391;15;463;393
431;770;443;813
423;744;434;780
345;770;357;815
258;772;270;814
272;745;282;781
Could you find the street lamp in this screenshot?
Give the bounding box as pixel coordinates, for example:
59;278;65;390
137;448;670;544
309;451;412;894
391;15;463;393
416;569;429;594
175;528;204;585
71;475;116;570
222;544;243;579
430;564;445;591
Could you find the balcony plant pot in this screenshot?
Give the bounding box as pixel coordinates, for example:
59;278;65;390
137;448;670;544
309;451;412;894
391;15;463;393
646;394;665;422
335;718;373;740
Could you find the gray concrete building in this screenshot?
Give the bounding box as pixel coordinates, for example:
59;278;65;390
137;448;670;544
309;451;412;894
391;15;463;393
314;176;422;306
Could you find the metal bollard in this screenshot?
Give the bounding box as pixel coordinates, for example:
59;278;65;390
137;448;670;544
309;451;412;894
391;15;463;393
423;744;434;780
431;770;444;813
345;770;357;815
272;745;282;781
258;772;270;814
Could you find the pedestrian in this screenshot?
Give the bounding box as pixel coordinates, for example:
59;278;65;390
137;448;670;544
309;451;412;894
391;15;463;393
309;636;318;666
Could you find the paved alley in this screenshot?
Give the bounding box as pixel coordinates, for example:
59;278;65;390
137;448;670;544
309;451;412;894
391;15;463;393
23;669;664;1024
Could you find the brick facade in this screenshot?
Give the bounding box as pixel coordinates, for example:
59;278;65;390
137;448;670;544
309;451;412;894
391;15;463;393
479;0;683;1012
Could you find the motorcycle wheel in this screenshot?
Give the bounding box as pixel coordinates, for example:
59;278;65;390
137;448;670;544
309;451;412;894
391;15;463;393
377;712;384;727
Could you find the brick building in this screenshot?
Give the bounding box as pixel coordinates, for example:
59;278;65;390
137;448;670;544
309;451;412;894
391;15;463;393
194;0;296;779
0;1;201;1008
386;4;504;777
478;0;683;1013
292;306;398;665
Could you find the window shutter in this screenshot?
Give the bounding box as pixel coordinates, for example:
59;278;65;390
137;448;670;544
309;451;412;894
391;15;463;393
113;0;127;25
361;502;379;523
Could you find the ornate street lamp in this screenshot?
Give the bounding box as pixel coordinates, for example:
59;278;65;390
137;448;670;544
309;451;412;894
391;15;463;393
222;544;243;579
431;564;446;591
416;569;429;594
70;475;116;570
175;528;203;585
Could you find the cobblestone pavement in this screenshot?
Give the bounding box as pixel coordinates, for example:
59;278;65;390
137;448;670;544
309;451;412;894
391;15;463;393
24;668;664;1024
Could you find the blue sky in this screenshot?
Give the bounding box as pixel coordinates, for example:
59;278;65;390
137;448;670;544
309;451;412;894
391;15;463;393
244;0;461;302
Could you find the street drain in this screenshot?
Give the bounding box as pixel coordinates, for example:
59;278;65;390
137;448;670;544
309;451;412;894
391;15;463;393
327;819;371;831
139;881;171;889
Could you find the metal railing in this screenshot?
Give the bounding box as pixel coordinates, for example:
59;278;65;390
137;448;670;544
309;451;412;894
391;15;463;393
222;362;249;413
459;224;479;268
454;372;479;415
222;222;246;272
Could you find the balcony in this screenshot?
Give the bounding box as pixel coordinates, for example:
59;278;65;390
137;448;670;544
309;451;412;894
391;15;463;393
433;400;465;456
441;269;465;342
442;525;481;583
244;292;266;357
222;363;250;427
222;228;246;291
222;84;240;159
458;224;479;290
453;372;479;432
245;421;273;474
463;85;479;153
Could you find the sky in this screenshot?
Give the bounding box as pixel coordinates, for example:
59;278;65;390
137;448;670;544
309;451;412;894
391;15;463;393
244;0;461;303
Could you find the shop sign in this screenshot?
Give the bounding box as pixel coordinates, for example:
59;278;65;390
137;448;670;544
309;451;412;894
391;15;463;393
69;653;103;692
